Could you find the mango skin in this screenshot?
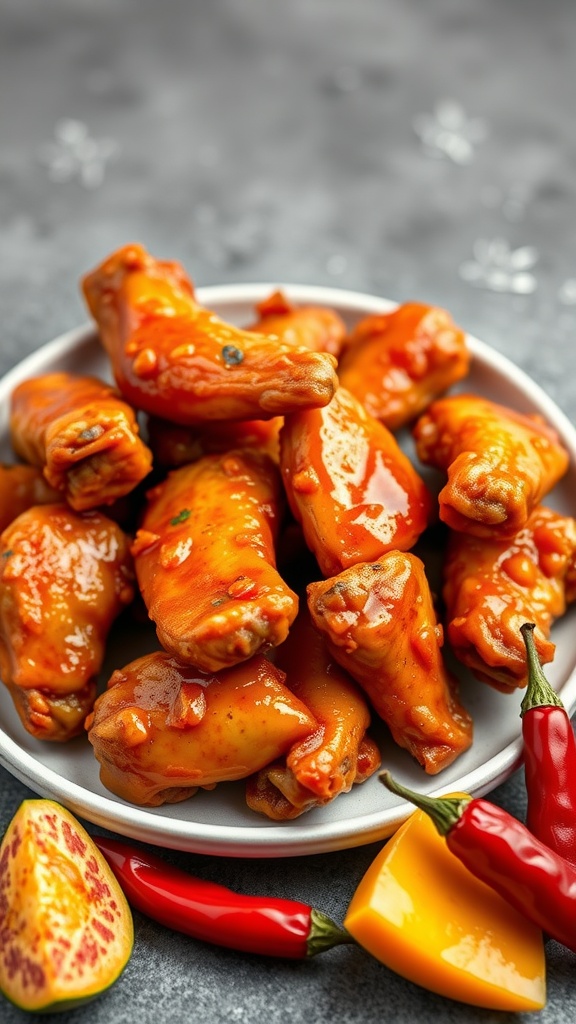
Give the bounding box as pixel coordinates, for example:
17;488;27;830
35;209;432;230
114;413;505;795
345;801;546;1012
0;799;133;1013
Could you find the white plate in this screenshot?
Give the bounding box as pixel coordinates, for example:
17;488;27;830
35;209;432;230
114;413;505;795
1;283;576;858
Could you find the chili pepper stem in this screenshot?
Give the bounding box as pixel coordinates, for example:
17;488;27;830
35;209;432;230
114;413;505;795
307;909;354;956
379;771;471;836
520;622;564;715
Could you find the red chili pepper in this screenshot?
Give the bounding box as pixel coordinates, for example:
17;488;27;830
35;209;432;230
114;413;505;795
94;836;352;959
519;622;576;868
381;771;576;955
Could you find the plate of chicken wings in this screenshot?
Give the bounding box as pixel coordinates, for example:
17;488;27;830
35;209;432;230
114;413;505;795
1;243;576;857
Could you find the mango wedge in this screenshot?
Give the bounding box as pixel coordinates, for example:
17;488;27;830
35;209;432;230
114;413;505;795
345;801;546;1011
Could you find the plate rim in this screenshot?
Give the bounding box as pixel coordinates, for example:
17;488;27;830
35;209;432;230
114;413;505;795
1;281;576;857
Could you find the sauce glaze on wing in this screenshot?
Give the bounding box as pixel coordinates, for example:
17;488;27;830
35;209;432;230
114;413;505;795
443;505;576;692
0;504;134;741
307;554;473;774
338;302;469;429
280;386;432;577
10;372;152;511
86;651;317;806
82;244;339;423
246;605;380;819
413;393;569;538
132;449;298;673
247;288;346;357
0;463;60;532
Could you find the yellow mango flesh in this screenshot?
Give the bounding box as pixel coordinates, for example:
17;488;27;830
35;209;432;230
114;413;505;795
0;799;133;1012
345;802;546;1011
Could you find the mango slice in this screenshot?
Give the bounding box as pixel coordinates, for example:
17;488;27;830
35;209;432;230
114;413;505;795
0;799;133;1012
344;801;546;1011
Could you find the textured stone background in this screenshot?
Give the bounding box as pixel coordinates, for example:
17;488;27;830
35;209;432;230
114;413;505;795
1;1;576;1021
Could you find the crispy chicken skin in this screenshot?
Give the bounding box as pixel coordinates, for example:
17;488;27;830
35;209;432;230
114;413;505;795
81;244;339;423
132;450;298;673
443;506;576;693
86;651;317;807
245;606;381;819
307;554;473;774
280;386;432;578
337;302;470;430
413;394;569;538
0;504;135;741
247;289;347;357
0;463;60;532
10;372;153;511
146;414;283;468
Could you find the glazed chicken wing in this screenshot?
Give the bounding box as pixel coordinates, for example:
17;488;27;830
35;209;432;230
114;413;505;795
307;554;473;774
247;289;346;357
86;651;317;807
0;504;134;741
10;372;152;511
245;606;381;819
443;505;576;692
0;463;60;532
413;394;569;538
82;244;338;423
146;413;283;469
280;386;432;577
337;302;470;430
132;449;298;672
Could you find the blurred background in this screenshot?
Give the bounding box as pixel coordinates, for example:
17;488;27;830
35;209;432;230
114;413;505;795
2;0;576;408
1;1;576;1022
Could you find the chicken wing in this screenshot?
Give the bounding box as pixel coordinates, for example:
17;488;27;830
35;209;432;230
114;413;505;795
443;505;576;692
247;289;346;357
246;606;381;819
0;463;60;532
413;394;569;538
82;244;339;423
10;372;152;511
337;302;470;429
86;651;317;807
0;504;134;741
280;386;432;577
146;413;283;468
307;554;473;774
132;449;298;672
